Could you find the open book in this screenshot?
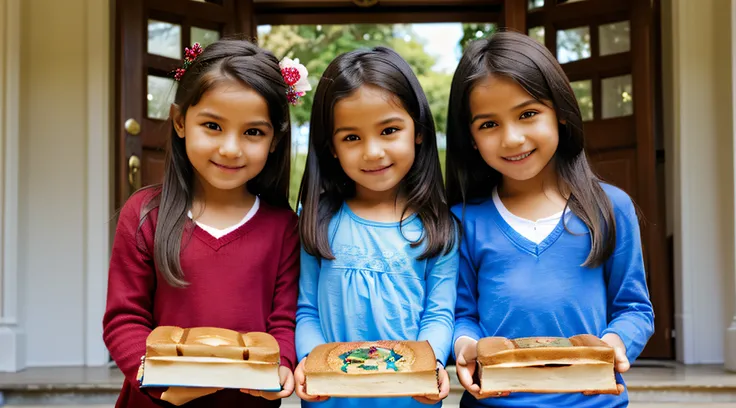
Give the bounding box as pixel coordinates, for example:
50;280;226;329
137;326;281;391
477;334;618;394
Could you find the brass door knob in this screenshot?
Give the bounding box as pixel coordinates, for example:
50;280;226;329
125;118;141;136
128;155;142;192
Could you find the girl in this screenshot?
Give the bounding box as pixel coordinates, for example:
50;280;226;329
446;31;655;408
103;39;308;407
294;47;458;408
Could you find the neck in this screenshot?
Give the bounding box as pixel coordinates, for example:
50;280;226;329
348;184;408;222
193;178;254;210
353;184;402;207
499;159;560;198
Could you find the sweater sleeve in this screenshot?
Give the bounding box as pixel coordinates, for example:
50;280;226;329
267;214;300;370
102;193;157;388
453;218;484;359
601;193;655;363
295;247;327;361
416;236;459;366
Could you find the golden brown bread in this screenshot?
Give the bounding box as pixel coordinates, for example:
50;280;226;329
477;334;615;367
305;340;436;375
145;326;279;363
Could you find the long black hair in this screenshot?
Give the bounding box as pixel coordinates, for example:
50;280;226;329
299;46;455;260
445;31;615;267
143;39;292;287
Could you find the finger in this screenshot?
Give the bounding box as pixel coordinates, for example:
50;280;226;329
455;362;476;389
615;349;630;373
282;371;295;396
412;396;433;404
438;369;450;399
616;384;625;395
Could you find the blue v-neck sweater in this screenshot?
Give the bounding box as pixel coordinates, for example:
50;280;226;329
452;184;654;408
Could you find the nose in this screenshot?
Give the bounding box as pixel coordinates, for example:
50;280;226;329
500;125;525;149
219;133;242;159
362;139;385;161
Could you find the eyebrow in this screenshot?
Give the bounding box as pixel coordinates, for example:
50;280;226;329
470;99;540;123
196;111;273;129
333;116;406;135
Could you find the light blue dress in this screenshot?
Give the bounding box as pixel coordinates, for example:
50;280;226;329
296;203;459;408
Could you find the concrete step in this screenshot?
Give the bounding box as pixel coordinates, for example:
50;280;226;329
0;363;734;405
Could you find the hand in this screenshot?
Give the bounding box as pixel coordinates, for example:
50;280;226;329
583;333;627;396
241;365;294;400
160;386;221;406
413;362;450;404
454;338;510;400
294;357;329;402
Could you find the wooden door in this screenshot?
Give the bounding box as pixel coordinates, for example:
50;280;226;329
115;0;254;207
506;0;673;359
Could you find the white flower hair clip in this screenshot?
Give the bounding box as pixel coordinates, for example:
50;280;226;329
279;57;311;105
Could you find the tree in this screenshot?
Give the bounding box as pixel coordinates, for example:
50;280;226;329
459;23;497;52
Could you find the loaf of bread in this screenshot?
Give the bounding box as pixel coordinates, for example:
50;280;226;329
139;326;281;390
304;340;439;398
476;334;618;394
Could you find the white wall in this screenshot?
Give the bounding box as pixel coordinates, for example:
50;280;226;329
666;0;734;364
12;0;111;368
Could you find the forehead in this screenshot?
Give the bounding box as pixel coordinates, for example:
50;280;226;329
333;85;408;124
469;74;534;111
192;79;270;117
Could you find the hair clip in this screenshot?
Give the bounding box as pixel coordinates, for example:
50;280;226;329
173;43;204;81
279;57;311;105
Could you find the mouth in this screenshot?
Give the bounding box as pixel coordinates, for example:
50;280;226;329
211;161;245;172
361;164;394;174
502;150;535;162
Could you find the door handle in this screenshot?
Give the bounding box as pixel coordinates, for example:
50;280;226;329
125;118;141;136
128;155;141;192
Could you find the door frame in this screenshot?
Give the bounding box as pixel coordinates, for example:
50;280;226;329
112;0;674;361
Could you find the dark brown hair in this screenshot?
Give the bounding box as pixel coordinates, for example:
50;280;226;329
445;31;615;267
298;46;455;260
142;39;292;287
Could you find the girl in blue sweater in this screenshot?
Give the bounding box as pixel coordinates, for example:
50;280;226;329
294;47;458;408
445;31;655;408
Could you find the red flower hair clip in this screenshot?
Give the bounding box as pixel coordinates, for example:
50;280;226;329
173;43;204;81
279;57;311;105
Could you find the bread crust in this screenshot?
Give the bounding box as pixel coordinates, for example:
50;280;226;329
477;334;615;367
145;326;280;363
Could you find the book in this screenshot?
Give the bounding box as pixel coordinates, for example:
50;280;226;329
137;326;281;391
304;340;439;398
476;334;618;394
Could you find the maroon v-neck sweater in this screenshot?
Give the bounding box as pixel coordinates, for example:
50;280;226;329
103;188;299;408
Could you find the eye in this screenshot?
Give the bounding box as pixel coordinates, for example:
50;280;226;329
343;135;360;142
203;122;221;131
520;111;538;120
479;121;498;130
244;128;265;136
381;127;400;135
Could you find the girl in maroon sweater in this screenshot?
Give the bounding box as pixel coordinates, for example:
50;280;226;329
103;39;309;407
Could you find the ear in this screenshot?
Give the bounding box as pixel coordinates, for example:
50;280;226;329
329;145;337;158
559;119;567;125
415;133;423;145
269;138;278;153
170;104;186;138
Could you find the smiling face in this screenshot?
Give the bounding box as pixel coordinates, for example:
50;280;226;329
469;74;559;184
331;85;420;200
172;79;275;196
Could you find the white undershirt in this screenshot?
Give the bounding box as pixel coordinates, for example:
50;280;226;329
187;197;260;239
492;187;566;244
